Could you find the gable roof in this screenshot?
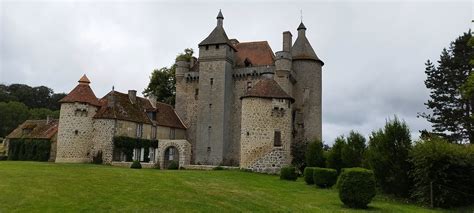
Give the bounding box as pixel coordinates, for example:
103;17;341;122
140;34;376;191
234;41;275;67
241;78;294;102
94;91;186;129
6;119;58;139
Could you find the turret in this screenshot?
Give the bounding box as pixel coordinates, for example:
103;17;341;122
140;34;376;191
291;22;324;142
56;75;100;163
275;31;294;95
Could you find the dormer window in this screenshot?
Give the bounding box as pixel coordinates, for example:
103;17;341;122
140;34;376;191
244;58;252;67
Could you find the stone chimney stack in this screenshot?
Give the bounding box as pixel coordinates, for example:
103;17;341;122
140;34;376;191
128;90;137;104
283;31;292;52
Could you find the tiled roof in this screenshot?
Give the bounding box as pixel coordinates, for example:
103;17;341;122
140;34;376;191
6;119;58;139
59;75;100;106
235;41;275;67
241;78;294;102
94;91;186;129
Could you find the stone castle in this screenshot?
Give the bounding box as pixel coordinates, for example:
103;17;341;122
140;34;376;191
175;10;323;172
47;10;322;173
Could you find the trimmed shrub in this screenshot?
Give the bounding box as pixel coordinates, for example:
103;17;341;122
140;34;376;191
313;167;338;188
409;137;474;208
280;166;298;181
167;161;179;170
92;151;103;164
130;160;142;169
337;168;376;209
303;167;316;184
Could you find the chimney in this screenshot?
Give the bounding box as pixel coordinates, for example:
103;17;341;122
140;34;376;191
283;31;292;52
148;94;157;108
128;90;137;104
46;116;50;124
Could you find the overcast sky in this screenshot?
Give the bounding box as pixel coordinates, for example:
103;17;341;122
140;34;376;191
0;0;472;144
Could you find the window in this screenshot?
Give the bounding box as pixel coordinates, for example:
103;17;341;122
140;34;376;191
147;112;157;121
195;89;199;100
246;81;252;91
74;130;79;135
152;126;157;139
274;130;282;147
205;45;209;50
210;78;214;85
136;124;143;138
216;44;219;49
169;128;176;139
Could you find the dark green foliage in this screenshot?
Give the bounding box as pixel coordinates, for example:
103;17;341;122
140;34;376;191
327;136;346;173
409;137;474;208
341;131;366;168
420;31;473;143
337;168;376;209
0;102;30;137
167;161;179;170
92;151;103;164
280;166;298;181
291;139;308;173
28;108;59;120
7;139;51;161
366;117;412;197
213;166;224;170
313;167;338;188
303;167;315;184
113;136;158;162
143;48;193;105
305;139;325;167
130;161;142;169
0;84;65;110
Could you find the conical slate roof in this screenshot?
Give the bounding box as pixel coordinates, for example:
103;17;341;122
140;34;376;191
241;78;294;102
198;25;231;46
291;22;324;65
59;75;100;106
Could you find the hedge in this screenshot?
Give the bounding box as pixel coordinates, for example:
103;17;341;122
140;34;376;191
7;138;51;161
280;166;298;181
113;136;158;162
313;167;338;188
337;168;376;209
409;138;474;208
303;167;316;184
130;160;142;169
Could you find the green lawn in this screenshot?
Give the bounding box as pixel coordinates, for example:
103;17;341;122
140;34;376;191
0;162;460;212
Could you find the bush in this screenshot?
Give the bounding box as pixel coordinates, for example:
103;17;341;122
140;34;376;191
341;131;366;168
313;167;338;188
154;162;160;170
92;151;103;164
326;136;346;173
305;139;325;167
303;167;316;184
291;139;308;174
280;166;298;181
337;168;376;209
409;137;474;208
7;139;51;161
130;160;142;169
366;117;412;197
167;161;179;170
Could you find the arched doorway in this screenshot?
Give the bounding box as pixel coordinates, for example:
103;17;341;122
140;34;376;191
163;146;179;169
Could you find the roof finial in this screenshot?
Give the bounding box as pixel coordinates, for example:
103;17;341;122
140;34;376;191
300;9;303;23
78;74;91;85
217;9;224;27
112;85;114;91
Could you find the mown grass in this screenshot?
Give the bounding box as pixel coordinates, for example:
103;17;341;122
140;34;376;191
0;161;466;212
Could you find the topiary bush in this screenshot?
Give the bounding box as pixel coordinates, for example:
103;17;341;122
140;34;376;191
167;161;179;170
213;166;224;170
337;168;376;209
280;166;298;181
303;167;316;184
92;151;103;164
130;160;142;169
313;167;338;188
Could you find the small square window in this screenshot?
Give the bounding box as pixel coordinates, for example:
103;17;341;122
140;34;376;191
216;44;219;49
210;78;214;85
205;45;209;50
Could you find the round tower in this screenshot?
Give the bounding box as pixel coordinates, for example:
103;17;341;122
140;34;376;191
174;58;190;123
56;75;100;163
291;22;324;142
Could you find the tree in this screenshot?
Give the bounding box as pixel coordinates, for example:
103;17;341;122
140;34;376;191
29;108;59;120
143;48;194;106
366;117;412;197
291;139;308;173
420;31;473;143
326;136;346;173
341;131;366;168
0;102;30;137
305;139;325;167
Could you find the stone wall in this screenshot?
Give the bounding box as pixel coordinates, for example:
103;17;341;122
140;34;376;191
56;103;97;163
240;97;292;170
156;139;191;169
248;147;290;174
91;119;115;164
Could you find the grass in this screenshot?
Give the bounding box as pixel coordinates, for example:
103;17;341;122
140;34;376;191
0;161;467;212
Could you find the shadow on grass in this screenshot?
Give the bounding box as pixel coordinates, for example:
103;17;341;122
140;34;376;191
339;204;382;212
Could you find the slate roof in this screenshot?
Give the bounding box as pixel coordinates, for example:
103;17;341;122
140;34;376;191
59;75;100;106
94;91;186;129
6;119;58;139
291;23;324;65
241;78;294;102
198;25;236;50
234;41;275;67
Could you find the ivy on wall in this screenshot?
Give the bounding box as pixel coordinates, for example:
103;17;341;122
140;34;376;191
113;136;158;162
7;138;51;161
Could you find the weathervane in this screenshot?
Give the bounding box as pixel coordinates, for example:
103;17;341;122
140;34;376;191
300;9;303;22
